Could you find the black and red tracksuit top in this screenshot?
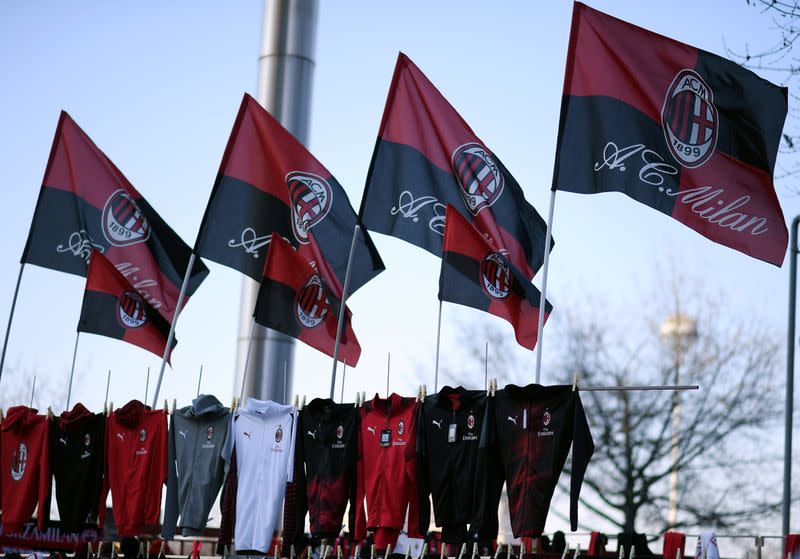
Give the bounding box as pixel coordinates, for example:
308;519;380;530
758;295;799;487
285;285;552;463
472;384;594;539
100;400;168;536
0;406;50;533
284;398;359;543
355;393;422;549
416;386;488;544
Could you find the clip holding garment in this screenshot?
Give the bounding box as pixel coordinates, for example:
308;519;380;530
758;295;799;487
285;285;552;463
172;398;177;414
572;372;578;391
574;543;581;559
163;399;168;413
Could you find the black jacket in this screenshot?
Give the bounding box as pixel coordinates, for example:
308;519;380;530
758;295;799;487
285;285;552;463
50;403;106;533
416;386;487;543
471;384;594;538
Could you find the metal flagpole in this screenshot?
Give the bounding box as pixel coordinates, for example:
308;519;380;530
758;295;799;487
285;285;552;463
29;375;36;408
65;332;80;411
152;252;197;409
534;190;557;384
197;364;204;398
0;263;25;384
145;367;151;404
239;318;257;404
386;353;391;398
104;369;111;409
329;224;361;399
434;300;443;392
283;361;287;404
340;361;347;404
484;340;489;391
783;214;800;555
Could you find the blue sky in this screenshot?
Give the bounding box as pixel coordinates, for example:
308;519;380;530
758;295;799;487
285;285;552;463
0;0;796;540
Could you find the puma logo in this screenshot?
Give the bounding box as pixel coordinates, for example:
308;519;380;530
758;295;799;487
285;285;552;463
507;415;518;426
432;419;443;430
58;437;67;446
179;430;188;439
116;433;125;442
307;430;316;439
367;426;377;435
243;432;252;439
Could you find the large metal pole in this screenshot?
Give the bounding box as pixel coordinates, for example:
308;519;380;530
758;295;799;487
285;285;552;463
234;0;318;403
783;215;799;554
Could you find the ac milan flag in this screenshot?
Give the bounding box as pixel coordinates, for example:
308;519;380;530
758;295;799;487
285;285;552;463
21;112;208;320
78;251;177;361
253;234;361;366
439;205;552;350
195;93;384;295
553;2;788;266
360;53;552;279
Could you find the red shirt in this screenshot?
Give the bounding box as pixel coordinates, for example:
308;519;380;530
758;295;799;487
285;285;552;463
355;394;421;549
100;400;167;536
0;406;51;533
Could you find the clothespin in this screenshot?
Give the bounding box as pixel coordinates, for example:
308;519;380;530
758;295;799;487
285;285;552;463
457;543;466;559
370;544;376;559
417;385;422;402
404;544;411;559
353;545;360;559
86;541;93;559
338;545;344;559
159;540;166;559
507;542;514;559
617;546;624;559
301;395;306;409
362;391;366;406
440;541;446;559
573;544;581;559
112;541;119;559
676;550;683;559
355;392;360;407
572;372;578;392
0;408;4;422
47;406;54;420
561;545;569;559
293;394;299;408
274;541;280;559
290;545;297;559
386;544;393;558
492;378;498;396
137;540;145;558
628;545;635;559
163;399;168;413
532;539;538;557
172;399;177;414
493;542;503;559
422;384;427;398
223;545;230;559
471;543;479;559
307;546;313;559
520;540;527;559
109;401;114;413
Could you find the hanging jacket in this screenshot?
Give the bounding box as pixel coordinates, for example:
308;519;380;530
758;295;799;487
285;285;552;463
218;398;297;554
416;386;488;544
161;394;231;538
0;406;50;533
50;403;105;533
355;393;422;549
471;384;594;539
662;531;686;559
99;400;168;536
284;398;359;543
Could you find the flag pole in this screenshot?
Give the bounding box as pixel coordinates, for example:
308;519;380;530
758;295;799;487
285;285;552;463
340;360;347;404
239;318;257;404
152;252;197;409
330;225;361;400
484;340;489;391
104;369;111;410
65;332;80;411
386;352;391;398
534;190;557;385
197;364;204;398
0;263;25;384
434;300;443;392
29;375;36;408
145;367;151;404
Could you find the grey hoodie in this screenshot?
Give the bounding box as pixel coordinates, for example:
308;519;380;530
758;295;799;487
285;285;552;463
161;394;231;538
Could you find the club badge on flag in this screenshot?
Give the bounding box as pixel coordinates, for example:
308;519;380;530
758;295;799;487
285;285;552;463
552;2;788;266
253;234;361;366
439;205;552;350
78;251;177;361
20;112;208;320
195;93;384;295
360;52;552;279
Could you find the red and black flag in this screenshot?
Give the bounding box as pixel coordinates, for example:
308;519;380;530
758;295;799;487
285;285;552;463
78;251;177;361
253;234;361;366
21;112;208;320
360;53;552;279
439;205;552;350
195;93;384;295
553;2;788;266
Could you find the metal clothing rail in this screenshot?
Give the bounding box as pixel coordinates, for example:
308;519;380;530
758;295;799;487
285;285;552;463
578;385;699;392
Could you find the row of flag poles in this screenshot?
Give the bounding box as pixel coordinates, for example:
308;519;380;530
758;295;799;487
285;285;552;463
0;2;789;408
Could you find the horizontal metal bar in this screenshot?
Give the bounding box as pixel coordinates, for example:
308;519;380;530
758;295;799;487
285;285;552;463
579;384;699;392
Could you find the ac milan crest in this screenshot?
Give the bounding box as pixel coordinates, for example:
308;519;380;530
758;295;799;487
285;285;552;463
207;426;214;440
295;274;330;329
480;252;511;300
84;433;91;446
286;171;333;244
11;443;27;481
275;425;284;443
397;419;405;436
102;190;151;246
336;425;344;439
452;142;505;215
661;69;718;168
117;291;148;329
467;414;476;430
139;429;147;442
543;411;551;427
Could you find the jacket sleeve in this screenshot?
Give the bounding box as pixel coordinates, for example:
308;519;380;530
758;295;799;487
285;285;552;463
37;417;52;531
570;392;595;531
353;408;367;541
161;414;179;539
404;402;422;539
470;395;503;543
415;402;430;537
282;409;307;546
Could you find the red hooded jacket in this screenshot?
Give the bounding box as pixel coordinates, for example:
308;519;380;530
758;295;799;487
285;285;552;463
0;406;51;532
99;400;167;536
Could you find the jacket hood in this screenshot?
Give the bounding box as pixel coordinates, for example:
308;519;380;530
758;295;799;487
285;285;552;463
115;399;146;428
59;402;93;431
2;406;39;431
187;394;226;417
